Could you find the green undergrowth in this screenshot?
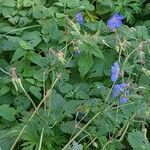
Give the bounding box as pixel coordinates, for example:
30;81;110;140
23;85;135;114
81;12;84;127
0;0;150;150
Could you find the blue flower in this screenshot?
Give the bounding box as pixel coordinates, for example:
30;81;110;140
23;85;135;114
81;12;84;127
107;13;125;30
113;84;120;98
120;97;128;104
111;62;120;82
76;12;84;25
112;83;129;103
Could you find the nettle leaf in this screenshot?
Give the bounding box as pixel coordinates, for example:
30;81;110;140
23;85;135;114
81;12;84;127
14;95;30;112
62;100;85;116
79;42;104;59
135;25;149;40
88;58;105;78
58;82;73;94
32;5;52;19
0;85;10;96
59;0;80;8
25;51;47;67
0;104;16;121
22;31;42;48
0;36;19;51
96;2;112;15
128;130;150;150
18;38;33;50
1;0;16;7
39;19;63;42
60;121;76;134
29;85;42;99
22;0;43;7
33;68;48;82
11;48;24;63
78;52;93;78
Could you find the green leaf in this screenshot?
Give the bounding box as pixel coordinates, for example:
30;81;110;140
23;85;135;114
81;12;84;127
32;5;52;19
0;85;10;96
11;48;24;63
128;130;150;150
89;43;104;59
14;95;30;112
29;85;42;99
0;104;16;121
33;68;48;82
78;53;93;78
39;19;63;41
18;39;33;50
60;121;76;134
58;82;73;94
22;31;42;48
25;51;46;67
1;0;16;7
79;42;104;59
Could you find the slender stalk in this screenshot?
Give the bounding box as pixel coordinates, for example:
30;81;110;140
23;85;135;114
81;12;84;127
38;128;44;150
10;76;59;150
0;67;11;76
18;79;36;110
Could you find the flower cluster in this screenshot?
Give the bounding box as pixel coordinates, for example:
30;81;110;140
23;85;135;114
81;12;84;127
107;13;125;30
111;62;129;103
113;83;129;103
76;12;84;25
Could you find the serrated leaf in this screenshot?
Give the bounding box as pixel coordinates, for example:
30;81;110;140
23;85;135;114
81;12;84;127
128;130;150;150
14;95;30;112
22;31;42;48
32;5;51;19
18;39;33;50
60;121;75;134
0;104;16;121
11;48;24;63
0;85;10;96
78;53;93;78
29;85;42;99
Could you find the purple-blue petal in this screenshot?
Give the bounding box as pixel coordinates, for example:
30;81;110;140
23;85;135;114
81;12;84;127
112;13;119;18
118;15;125;20
111;66;116;74
108;21;116;30
120;97;128;103
114;62;120;71
76;12;84;25
113;84;120;97
111;62;120;82
107;13;124;30
115;20;123;28
111;73;119;82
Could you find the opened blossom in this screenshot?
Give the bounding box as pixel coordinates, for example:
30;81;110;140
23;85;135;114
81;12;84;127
112;83;129;104
107;13;125;30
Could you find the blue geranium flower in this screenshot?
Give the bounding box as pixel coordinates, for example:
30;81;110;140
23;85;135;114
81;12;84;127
111;62;120;82
112;83;129;103
120;97;128;104
76;12;84;25
107;13;125;30
112;84;120;98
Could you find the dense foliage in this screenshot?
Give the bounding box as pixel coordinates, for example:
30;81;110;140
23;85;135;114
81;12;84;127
0;0;150;149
